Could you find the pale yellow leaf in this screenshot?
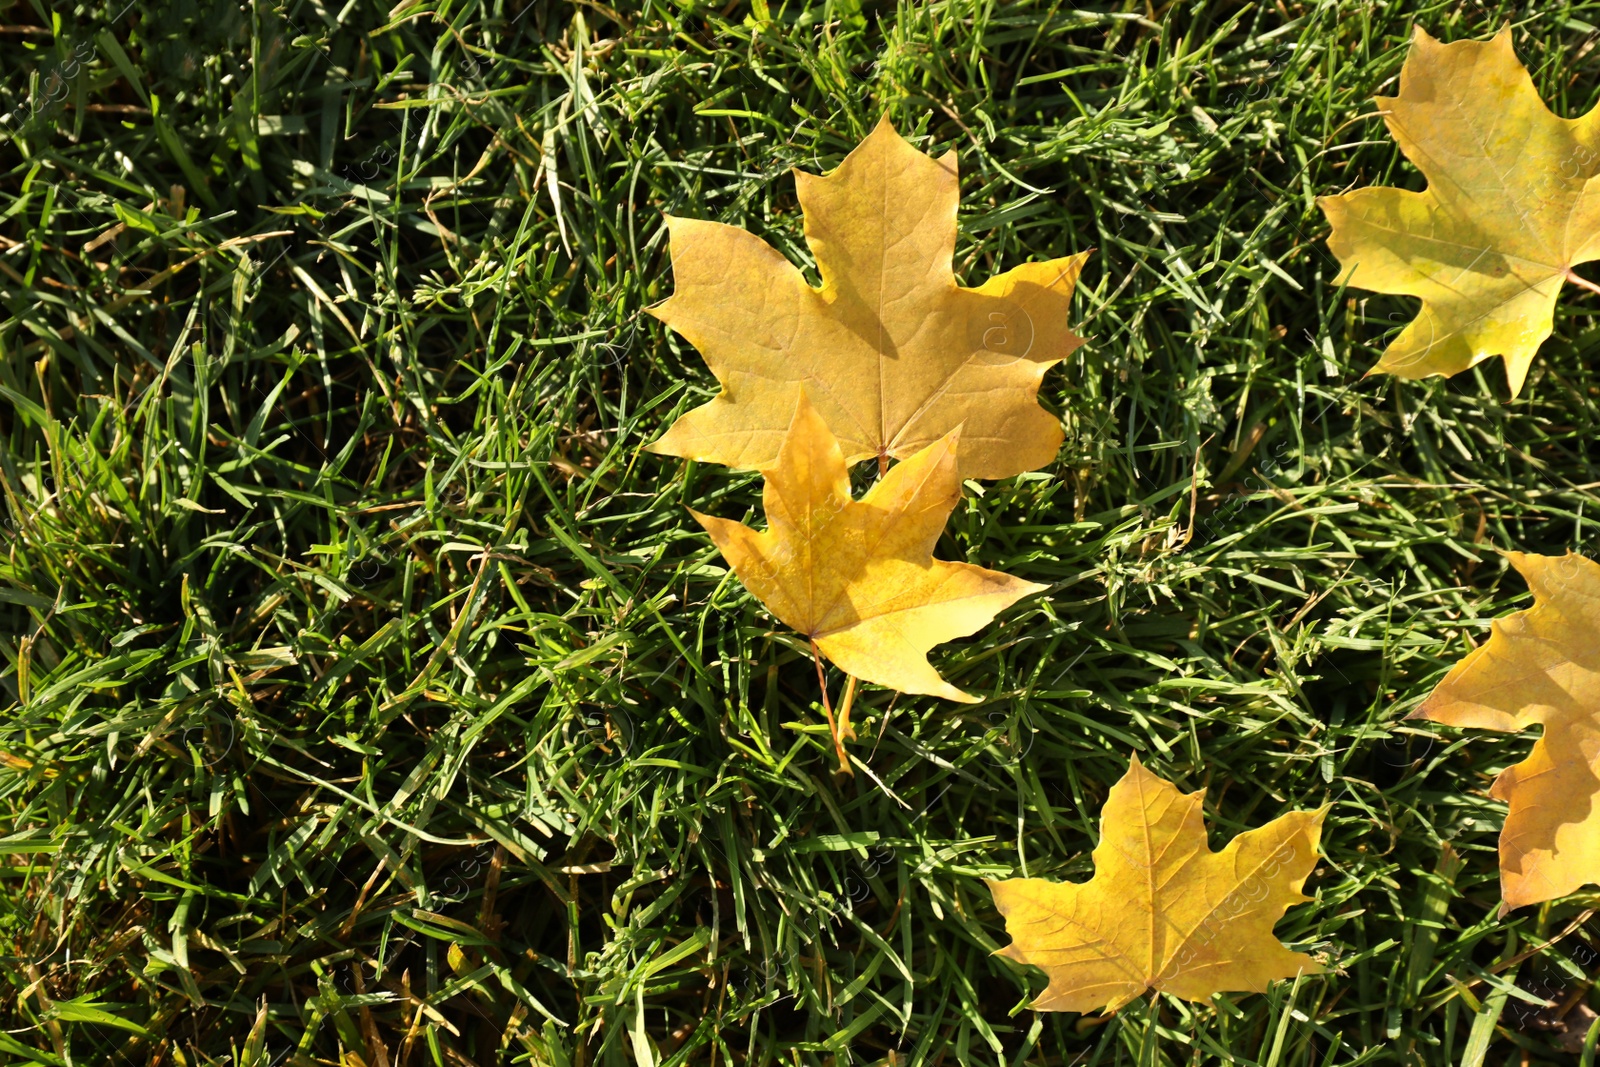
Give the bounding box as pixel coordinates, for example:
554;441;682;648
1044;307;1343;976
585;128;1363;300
1414;551;1600;912
1317;25;1600;396
690;392;1045;703
650;116;1089;478
988;755;1325;1013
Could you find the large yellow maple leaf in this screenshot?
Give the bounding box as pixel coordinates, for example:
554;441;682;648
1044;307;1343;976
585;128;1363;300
988;755;1325;1014
1413;551;1600;912
690;392;1045;704
1317;25;1600;397
650;116;1089;479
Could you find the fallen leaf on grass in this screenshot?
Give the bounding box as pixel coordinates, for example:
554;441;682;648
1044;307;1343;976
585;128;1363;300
988;754;1326;1013
1317;26;1600;396
1413;551;1600;912
650;116;1090;479
691;392;1045;709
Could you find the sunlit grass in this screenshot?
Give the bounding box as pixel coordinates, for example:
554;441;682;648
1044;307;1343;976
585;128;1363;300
3;0;1600;1063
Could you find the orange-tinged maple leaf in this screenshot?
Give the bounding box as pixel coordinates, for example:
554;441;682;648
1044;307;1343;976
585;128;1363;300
1412;551;1600;912
690;392;1045;707
1317;25;1600;397
650;116;1090;479
987;755;1326;1014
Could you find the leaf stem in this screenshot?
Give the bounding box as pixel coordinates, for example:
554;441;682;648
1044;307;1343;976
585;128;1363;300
837;675;858;744
810;640;852;775
1567;267;1600;297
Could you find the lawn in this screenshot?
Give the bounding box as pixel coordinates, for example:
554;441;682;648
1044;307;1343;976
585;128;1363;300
4;0;1600;1063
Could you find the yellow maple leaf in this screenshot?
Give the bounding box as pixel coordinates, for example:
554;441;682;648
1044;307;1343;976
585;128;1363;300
1413;551;1600;912
690;392;1045;716
650;116;1090;479
987;755;1326;1013
1317;25;1600;396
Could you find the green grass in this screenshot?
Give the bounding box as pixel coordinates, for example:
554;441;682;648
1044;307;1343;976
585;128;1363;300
5;0;1600;1063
